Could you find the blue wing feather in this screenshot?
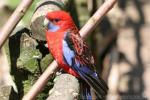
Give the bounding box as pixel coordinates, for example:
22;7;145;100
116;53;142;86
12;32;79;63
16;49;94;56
63;40;75;66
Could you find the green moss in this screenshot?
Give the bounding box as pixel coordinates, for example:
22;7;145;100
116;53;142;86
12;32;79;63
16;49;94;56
17;48;42;72
23;80;33;94
40;54;54;70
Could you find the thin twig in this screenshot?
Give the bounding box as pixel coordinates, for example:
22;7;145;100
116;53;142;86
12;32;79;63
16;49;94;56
23;61;58;100
80;0;117;38
0;0;34;49
23;0;117;99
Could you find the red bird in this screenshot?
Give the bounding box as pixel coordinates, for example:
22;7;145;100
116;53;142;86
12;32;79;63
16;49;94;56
44;11;108;99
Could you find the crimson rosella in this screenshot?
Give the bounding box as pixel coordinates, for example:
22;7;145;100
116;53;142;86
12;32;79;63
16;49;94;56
44;11;108;100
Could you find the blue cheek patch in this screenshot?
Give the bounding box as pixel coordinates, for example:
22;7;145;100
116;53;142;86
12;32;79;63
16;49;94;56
48;22;60;32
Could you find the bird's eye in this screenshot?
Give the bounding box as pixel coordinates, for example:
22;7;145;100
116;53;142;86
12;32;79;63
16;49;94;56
52;18;60;23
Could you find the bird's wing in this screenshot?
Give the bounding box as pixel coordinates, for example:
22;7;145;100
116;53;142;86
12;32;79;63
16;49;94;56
64;30;96;71
62;31;108;99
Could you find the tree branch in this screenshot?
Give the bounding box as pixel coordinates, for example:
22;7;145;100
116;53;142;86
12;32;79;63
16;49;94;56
46;74;79;100
0;0;34;49
80;0;117;38
23;0;117;99
23;61;58;100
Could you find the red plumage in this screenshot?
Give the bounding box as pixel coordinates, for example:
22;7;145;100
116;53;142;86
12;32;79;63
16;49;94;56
45;11;108;99
45;11;79;77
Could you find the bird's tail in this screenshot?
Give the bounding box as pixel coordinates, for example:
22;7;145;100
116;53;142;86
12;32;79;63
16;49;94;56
78;71;108;100
79;77;108;100
80;80;92;100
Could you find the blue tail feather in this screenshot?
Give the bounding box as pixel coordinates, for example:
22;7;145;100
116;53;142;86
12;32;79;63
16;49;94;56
80;81;92;100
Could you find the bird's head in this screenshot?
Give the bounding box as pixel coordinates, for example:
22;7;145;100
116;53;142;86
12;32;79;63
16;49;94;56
44;11;75;32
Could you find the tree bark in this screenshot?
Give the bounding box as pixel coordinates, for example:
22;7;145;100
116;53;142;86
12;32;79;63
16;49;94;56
46;74;79;100
0;48;18;99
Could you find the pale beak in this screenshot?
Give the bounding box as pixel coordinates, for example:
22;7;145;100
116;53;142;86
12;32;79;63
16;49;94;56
43;17;49;29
